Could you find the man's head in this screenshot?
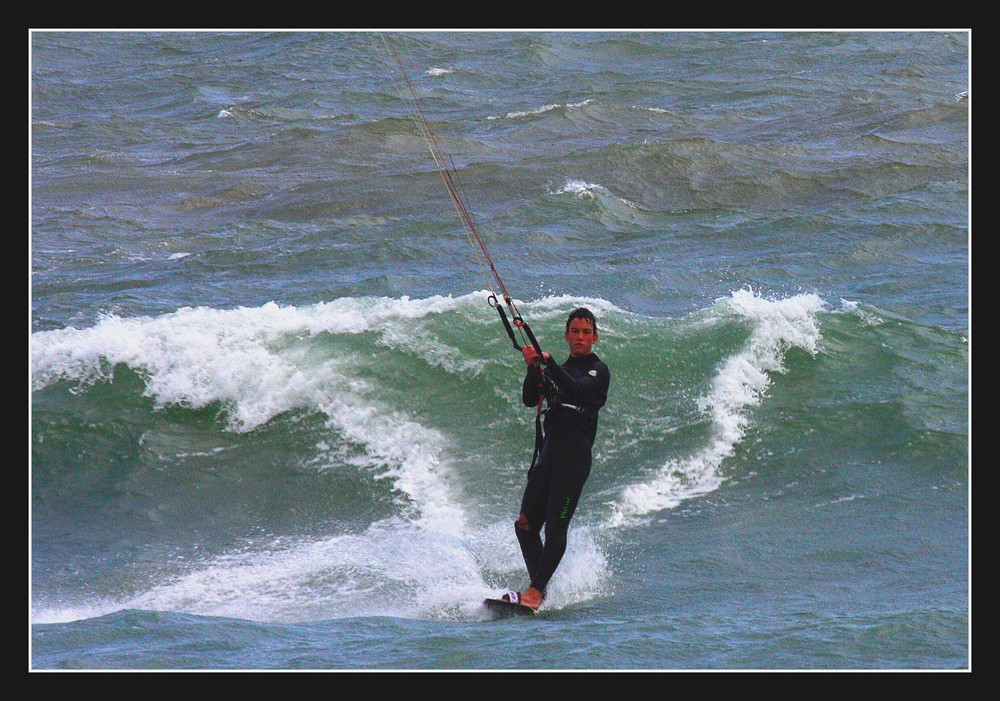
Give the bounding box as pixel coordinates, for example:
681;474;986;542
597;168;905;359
565;307;598;358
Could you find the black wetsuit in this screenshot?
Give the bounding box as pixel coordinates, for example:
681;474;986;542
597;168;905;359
517;352;610;595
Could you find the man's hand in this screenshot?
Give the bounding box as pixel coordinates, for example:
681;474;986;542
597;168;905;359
522;346;549;365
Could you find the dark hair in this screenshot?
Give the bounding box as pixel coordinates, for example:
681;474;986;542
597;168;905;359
566;307;597;334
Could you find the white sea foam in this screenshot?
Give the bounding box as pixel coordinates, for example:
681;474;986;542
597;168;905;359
607;288;825;527
31;294;477;404
553;179;608;198
32;512;610;624
29;295;484;532
490;98;593;120
551;179;640;211
127;522;493;622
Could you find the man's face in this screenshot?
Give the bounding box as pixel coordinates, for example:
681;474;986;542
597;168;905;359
565;317;598;358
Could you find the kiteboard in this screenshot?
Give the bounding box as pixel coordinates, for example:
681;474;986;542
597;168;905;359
483;595;537;617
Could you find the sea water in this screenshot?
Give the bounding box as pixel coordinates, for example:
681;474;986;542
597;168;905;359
30;30;969;670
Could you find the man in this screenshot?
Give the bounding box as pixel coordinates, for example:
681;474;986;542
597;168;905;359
507;307;611;611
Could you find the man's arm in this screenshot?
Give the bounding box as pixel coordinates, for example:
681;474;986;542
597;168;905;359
522;365;544;407
542;357;610;409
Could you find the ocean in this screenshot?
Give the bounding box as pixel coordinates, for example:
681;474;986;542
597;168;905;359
29;30;970;671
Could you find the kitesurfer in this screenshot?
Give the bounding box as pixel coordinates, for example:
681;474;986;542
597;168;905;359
508;307;610;611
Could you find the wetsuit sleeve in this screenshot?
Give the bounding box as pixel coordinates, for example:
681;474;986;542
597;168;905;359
543;357;610;410
522;365;544;407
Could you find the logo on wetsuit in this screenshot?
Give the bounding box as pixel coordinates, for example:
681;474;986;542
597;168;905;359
559;497;573;520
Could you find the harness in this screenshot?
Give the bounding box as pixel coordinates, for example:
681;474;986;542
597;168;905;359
526;373;590;473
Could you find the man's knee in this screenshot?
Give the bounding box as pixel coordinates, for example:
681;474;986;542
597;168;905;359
515;512;530;531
